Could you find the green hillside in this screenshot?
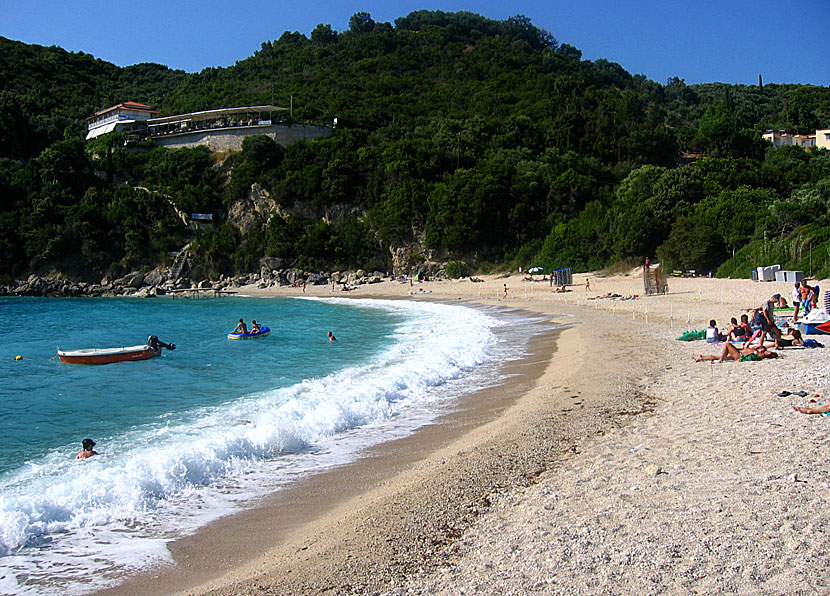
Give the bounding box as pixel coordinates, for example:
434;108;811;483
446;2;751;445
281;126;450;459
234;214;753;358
1;11;829;282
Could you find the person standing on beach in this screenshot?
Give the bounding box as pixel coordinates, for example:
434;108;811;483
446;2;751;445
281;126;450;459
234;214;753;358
792;281;802;321
503;283;508;298
747;295;782;349
585;278;590;291
76;438;97;459
799;281;812;316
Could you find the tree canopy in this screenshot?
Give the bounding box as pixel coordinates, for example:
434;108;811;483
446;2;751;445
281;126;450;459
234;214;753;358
1;11;830;282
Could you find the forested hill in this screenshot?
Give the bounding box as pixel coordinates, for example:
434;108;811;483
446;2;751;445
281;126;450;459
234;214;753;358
2;10;830;284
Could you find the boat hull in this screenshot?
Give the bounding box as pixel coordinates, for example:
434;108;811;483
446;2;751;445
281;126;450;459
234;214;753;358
57;345;161;365
227;326;271;340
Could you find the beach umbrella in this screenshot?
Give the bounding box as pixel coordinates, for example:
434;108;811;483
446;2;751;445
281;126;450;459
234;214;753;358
528;266;543;274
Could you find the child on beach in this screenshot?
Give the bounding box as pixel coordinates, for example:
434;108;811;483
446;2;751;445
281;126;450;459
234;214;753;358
705;320;725;343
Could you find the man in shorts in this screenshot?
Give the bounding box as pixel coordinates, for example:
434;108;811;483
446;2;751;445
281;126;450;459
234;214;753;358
756;294;783;349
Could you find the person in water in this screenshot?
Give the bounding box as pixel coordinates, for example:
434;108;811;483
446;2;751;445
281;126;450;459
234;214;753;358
250;320;261;333
233;318;248;334
328;331;337;342
76;438;98;459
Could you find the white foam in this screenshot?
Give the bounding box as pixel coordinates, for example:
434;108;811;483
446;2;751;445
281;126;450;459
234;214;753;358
0;299;537;594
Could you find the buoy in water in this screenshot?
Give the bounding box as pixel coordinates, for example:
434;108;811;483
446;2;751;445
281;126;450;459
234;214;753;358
14;355;22;360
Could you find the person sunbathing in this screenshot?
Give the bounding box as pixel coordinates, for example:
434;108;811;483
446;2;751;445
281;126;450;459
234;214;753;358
793;402;830;414
763;328;802;348
696;344;778;362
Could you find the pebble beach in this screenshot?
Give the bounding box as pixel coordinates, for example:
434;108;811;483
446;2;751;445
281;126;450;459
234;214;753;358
100;270;830;596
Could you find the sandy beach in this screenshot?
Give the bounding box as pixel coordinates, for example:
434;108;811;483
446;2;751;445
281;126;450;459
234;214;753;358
98;270;830;595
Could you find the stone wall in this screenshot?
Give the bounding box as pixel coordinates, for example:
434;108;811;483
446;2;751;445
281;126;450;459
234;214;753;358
152;123;333;151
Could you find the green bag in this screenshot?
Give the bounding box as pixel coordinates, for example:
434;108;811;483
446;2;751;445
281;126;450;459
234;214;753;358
676;330;706;341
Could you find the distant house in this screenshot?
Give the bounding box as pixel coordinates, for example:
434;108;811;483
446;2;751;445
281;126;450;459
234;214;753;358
762;128;830;151
762;130;816;149
86;101;158;140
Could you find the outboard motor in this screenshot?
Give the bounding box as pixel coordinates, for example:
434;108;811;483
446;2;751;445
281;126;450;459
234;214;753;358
148;335;176;351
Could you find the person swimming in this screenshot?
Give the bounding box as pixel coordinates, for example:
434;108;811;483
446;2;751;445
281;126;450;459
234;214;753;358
328;331;337;342
76;438;98;459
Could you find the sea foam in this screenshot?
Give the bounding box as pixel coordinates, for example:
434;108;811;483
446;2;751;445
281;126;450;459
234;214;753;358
0;299;520;595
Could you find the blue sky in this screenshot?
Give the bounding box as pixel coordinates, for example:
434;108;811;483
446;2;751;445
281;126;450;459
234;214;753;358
1;0;828;86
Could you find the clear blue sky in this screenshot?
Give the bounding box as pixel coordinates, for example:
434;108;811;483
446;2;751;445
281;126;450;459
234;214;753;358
2;0;828;86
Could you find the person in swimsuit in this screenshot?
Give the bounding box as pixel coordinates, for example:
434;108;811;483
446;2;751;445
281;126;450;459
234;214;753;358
793;402;830;414
233;319;248;334
696;344;778;363
250;320;261;333
765;328;802;348
328;331;337;342
76;438;98;459
726;317;746;341
799;281;812;316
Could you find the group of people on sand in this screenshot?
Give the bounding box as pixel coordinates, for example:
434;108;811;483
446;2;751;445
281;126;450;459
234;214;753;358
587;292;639;301
232;318;263;334
792;279;821;321
696;292;805;363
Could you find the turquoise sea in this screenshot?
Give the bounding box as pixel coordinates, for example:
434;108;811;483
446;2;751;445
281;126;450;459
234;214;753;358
0;295;545;595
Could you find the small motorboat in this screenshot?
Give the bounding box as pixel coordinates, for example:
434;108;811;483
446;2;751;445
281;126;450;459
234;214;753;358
227;326;270;340
57;336;176;365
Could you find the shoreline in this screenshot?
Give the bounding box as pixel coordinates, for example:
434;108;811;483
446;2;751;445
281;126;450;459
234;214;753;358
96;301;566;595
95;289;658;596
94;270;830;595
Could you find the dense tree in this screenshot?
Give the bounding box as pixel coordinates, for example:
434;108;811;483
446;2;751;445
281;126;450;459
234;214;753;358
1;12;830;282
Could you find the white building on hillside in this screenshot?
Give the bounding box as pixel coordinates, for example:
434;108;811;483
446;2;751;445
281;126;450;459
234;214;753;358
86;101;158;140
816;129;830;150
762;130;815;148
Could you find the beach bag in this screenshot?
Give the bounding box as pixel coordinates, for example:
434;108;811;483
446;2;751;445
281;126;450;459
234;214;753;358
803;339;825;348
751;308;765;327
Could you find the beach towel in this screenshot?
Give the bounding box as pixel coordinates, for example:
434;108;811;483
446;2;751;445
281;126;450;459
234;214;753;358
676;330;706;341
739;354;761;362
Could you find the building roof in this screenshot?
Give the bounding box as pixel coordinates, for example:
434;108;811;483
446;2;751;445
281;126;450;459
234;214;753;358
147;105;287;126
87;102;158;120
